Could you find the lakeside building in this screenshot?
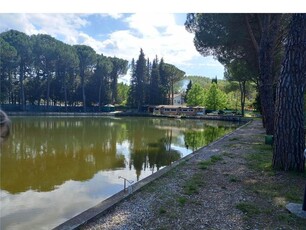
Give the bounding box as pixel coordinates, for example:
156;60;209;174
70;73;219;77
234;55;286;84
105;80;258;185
151;105;205;116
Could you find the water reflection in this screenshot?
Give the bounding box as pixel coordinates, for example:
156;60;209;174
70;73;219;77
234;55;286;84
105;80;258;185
0;116;240;229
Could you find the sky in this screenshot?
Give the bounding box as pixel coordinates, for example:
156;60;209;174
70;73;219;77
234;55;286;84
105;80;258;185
0;1;304;84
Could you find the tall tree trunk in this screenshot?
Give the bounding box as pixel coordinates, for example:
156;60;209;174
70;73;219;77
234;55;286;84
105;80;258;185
19;63;25;111
273;14;306;172
99;79;103;111
258;14;281;135
81;70;86;112
171;79;174;105
64;76;68;112
239;81;246;117
111;74;118;104
46;71;50;111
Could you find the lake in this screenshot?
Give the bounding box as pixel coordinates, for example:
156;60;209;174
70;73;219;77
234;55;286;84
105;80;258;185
0;116;241;229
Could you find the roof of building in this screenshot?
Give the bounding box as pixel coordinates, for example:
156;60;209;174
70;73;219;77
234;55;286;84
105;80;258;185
153;105;205;109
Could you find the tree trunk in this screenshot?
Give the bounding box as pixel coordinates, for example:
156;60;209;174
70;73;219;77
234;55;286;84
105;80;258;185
99;79;103;111
111;74;118;104
64;80;68;112
171;79;174;105
19;63;25;111
46;71;50;111
239;81;246;117
81;70;86;112
258;14;281;135
273;14;306;172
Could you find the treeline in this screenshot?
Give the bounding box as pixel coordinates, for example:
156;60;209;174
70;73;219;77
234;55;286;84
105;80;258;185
0;29;130;112
128;49;185;110
0;30;187;112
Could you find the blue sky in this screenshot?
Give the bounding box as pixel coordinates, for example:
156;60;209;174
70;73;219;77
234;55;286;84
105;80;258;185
0;13;225;83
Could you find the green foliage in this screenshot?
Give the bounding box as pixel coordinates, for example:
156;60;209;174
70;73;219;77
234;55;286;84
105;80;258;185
186;83;205;106
185;75;212;89
236;202;261;216
109;57;128;103
185;80;192;96
177;196;187;206
0;29;130;110
246;144;273;172
159;207;167;214
74;44;97;111
224;59;257;115
204;83;227;110
1;30;32;109
117;83;130;105
210;155;223;163
0;37;17;103
129;49;147;109
198;155;223;170
183;173;204;195
128;49;185;108
148;56;162;105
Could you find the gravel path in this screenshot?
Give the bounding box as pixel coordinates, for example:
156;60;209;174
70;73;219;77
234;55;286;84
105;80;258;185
80;120;305;230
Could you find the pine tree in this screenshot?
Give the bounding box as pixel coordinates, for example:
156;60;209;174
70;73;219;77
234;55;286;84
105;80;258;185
128;58;137;107
134;49;147;110
149;56;161;105
159;58;169;104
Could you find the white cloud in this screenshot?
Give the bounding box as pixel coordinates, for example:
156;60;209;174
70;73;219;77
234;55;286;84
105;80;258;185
0;14;89;44
94;13;201;68
100;13;124;20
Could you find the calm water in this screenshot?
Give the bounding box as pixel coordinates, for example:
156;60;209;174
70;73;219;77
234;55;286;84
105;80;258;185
0;116;240;229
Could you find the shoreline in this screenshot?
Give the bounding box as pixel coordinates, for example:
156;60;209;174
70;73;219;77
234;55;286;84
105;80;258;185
5;111;249;123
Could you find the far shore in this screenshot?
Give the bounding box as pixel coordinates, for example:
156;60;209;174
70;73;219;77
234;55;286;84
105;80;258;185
5;111;250;122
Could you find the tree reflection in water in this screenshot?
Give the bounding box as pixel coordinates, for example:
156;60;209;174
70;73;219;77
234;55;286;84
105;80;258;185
0;117;240;194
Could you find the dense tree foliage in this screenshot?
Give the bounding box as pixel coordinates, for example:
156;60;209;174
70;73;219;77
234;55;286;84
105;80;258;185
1;30;32;110
128;49;185;110
224;59;254;116
0;37;17;104
185;80;192;97
204;83;227;110
186;83;205;106
164;63;185;105
74;45;97;112
186;13;305;172
0;29;129;110
129;49;147;110
185;13;289;135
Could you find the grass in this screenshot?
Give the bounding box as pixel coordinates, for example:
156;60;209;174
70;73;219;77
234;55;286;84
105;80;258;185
236;202;261;216
229;137;239;141
229;176;240;182
245;144;273;172
223;152;235;158
198;155;223;170
159;207;167;215
211;155;223;163
177;196;187;206
183;173;204;195
241;136;306;228
152;122;306;229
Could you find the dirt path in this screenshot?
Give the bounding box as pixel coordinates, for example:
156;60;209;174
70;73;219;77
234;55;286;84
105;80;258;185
81;120;306;230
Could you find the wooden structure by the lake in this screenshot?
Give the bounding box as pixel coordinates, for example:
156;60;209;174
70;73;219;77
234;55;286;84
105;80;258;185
152;105;205;116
